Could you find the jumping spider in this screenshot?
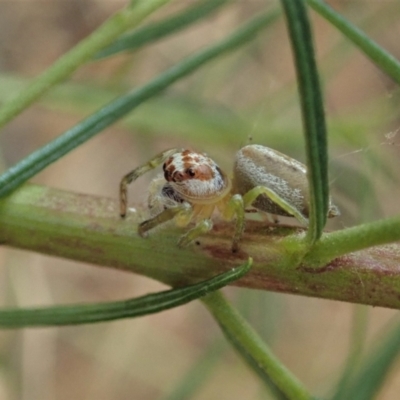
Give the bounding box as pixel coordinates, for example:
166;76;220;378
119;144;339;252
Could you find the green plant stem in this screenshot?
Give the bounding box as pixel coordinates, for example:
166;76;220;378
0;0;172;129
202;292;313;400
307;0;400;85
2;184;400;309
0;10;279;200
303;215;400;266
0;259;251;328
280;0;329;244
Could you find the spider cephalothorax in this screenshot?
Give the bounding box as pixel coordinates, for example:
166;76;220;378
120;145;339;252
162;150;230;202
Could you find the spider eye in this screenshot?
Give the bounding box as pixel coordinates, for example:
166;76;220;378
186;168;196;178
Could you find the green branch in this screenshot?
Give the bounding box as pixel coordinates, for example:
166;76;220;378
303;216;400;266
1;184;400;309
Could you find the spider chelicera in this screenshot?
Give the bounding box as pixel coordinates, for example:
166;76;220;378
119;144;339;252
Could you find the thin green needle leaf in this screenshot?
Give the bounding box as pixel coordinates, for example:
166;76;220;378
335;321;400;400
0;259;251;328
0;0;173;129
307;0;400;85
0;9;280;199
202;292;314;400
96;0;230;59
280;0;329;243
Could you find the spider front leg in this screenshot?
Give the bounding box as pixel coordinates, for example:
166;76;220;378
119;148;182;218
139;202;213;248
138;202;192;236
177;219;213;248
222;194;245;253
242;186;309;226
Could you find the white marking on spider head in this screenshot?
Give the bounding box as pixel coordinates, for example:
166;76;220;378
163;150;230;203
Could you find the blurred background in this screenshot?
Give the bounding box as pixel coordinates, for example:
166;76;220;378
0;1;400;399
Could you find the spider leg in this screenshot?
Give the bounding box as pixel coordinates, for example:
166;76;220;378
177;219;213;248
138;202;192;236
139;202;212;248
119;148;182;218
222;194;245;252
266;214;279;224
242;186;309;226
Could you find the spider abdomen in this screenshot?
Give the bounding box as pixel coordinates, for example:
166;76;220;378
234;144;339;218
